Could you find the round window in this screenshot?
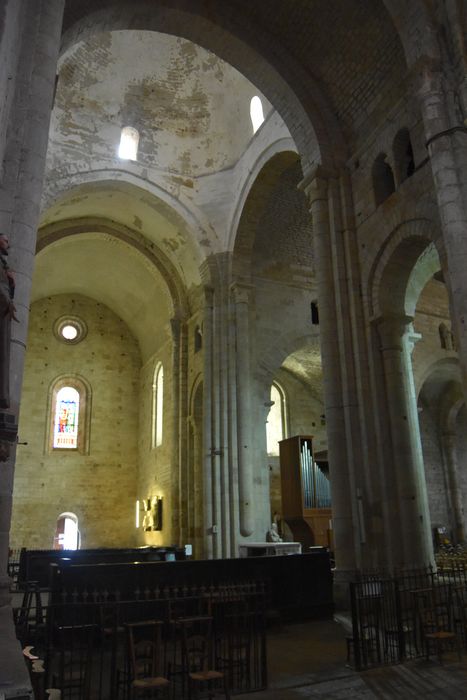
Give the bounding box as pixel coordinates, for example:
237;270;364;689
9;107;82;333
54;316;87;344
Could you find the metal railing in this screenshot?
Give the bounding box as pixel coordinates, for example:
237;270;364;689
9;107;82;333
15;583;268;699
349;565;467;670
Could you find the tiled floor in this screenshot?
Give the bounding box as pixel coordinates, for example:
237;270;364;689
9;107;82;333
240;618;467;699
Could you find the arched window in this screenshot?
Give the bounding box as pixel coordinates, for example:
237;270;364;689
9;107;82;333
152;364;164;448
53;386;79;448
250;96;265;134
266;382;287;456
118;126;139;160
48;376;91;454
53;512;80;550
194;325;203;353
372;153;395;206
393;128;415;184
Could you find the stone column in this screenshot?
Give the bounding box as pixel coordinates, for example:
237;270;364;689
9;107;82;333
417;66;467;401
375;315;433;567
0;0;64;608
441;431;465;543
202;286;215;558
301;169;360;602
231;283;254;537
170;317;182;545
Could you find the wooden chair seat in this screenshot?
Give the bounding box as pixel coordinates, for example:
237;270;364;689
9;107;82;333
133;677;170;689
125;620;170;698
190;669;223;682
425;630;456;640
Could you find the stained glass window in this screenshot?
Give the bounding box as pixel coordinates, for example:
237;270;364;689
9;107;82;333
53;386;80;449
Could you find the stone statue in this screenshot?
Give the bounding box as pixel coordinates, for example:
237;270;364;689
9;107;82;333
0;233;17;409
266;522;283;543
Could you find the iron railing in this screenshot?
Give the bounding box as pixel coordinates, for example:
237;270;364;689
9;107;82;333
15;584;267;699
350;565;467;670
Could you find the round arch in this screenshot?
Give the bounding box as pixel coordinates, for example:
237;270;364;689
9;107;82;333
258;330;321;400
369;218;445;319
232;150;305;281
228;138;298;253
382;0;440;67
37;218;191;317
41;170;220;259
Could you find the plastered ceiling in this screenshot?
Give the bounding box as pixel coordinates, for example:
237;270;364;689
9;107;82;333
38;29;274;355
48;30;271;178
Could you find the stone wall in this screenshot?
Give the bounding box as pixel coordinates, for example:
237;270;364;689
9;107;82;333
137;328;174;547
10;293;140;549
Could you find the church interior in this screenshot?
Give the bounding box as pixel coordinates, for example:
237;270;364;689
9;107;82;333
1;0;467;697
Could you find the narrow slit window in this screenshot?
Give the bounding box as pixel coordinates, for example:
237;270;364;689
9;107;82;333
152;364;164;448
250;96;265;134
266;383;286;455
53;386;80;449
118;126;139;160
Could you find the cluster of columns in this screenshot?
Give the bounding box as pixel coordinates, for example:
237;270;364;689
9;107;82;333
297;60;467;604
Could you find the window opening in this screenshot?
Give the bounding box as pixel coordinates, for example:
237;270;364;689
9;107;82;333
266;383;286;455
372;153;395;206
311;302;319;325
194;325;203;353
118;126;139;160
53;512;79;550
53;386;80;449
250;96;265;134
61;324;78;340
393;128;415;184
152;364;164;448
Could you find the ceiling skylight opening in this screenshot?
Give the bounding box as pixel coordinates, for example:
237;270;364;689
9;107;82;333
118;126;139;160
250;96;265;134
61;324;78;340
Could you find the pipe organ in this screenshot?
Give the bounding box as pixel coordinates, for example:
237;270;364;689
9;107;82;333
279;436;332;549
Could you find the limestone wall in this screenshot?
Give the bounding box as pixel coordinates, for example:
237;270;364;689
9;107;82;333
136;328;174;547
10;294;140;549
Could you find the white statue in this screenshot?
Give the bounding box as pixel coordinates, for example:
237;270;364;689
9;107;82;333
266;522;282;543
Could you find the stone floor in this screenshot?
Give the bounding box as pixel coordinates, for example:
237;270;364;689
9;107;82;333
241;618;467;699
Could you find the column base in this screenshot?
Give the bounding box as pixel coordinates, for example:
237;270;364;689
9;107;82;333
0;606;33;699
333;568;357;610
0;573;12;607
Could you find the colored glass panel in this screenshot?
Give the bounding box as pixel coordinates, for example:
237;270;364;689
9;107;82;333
53;386;80;449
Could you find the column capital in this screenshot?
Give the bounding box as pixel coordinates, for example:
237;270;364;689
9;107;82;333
408;55;444;98
230;282;253;305
298;164;339;205
203;285;214;307
373;314;414;349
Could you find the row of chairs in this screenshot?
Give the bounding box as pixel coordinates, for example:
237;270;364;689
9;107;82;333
38;616;230;700
22;605;257;699
349;582;467;667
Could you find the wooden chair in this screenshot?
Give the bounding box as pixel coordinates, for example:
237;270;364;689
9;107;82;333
125;620;170;699
180;616;230;700
414;589;461;663
212;600;252;692
51;624;96;700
